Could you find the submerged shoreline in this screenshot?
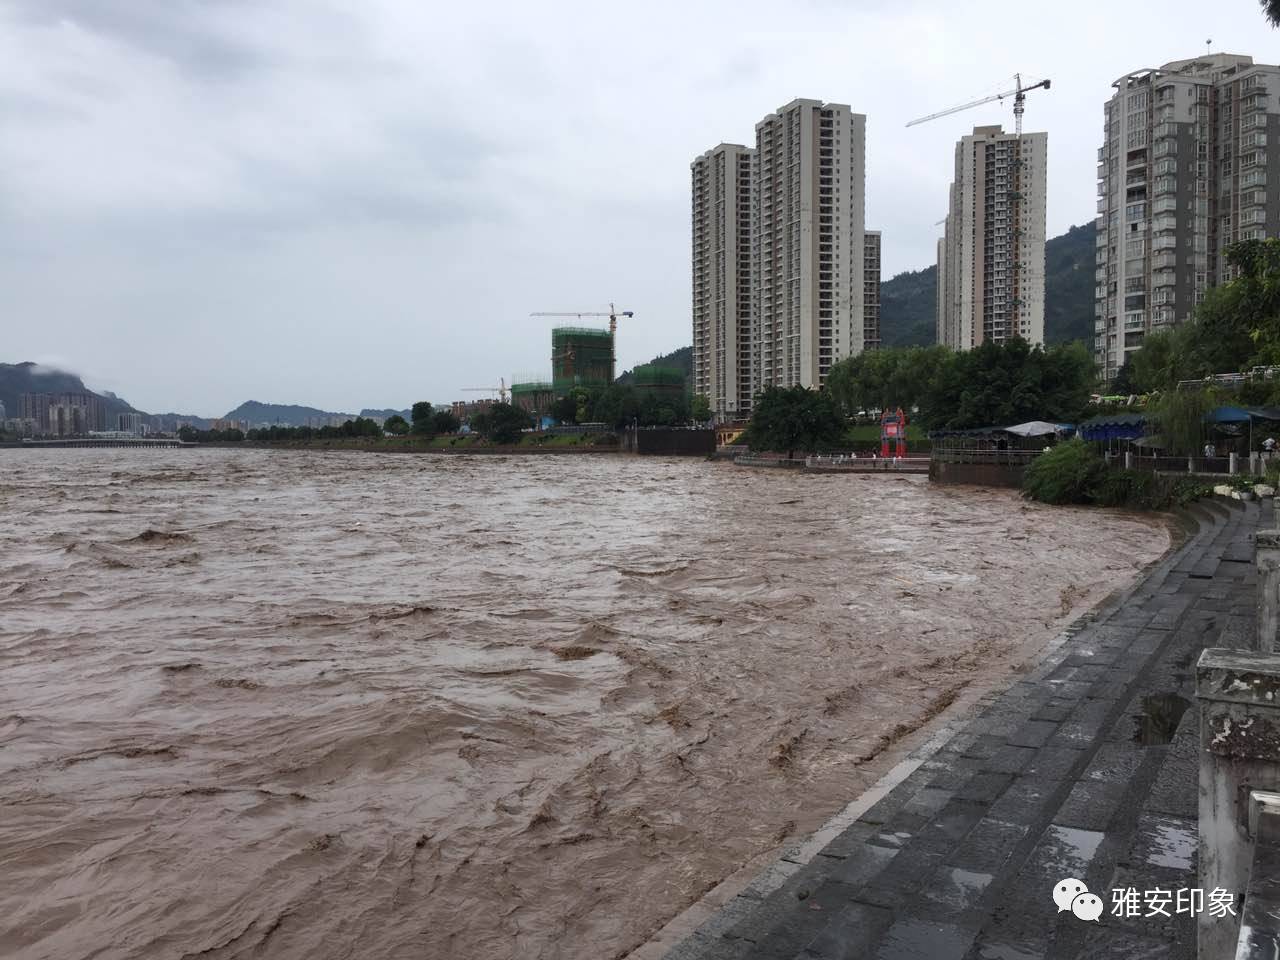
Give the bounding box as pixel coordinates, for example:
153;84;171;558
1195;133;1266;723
0;450;1171;960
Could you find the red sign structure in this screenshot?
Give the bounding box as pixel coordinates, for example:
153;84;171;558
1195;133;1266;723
881;407;909;458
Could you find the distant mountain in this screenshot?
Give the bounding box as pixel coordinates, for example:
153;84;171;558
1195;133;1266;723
617;346;692;385
879;266;937;348
222;400;358;427
1042;223;1096;346
360;407;411;421
0;361;139;422
880;221;1097;348
146;412;213;431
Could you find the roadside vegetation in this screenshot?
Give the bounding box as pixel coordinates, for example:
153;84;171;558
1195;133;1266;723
1022;441;1216;509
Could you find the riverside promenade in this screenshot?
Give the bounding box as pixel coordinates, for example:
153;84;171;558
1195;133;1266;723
654;497;1269;960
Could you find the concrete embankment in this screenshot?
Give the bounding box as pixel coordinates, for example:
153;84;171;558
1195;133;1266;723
640;497;1265;960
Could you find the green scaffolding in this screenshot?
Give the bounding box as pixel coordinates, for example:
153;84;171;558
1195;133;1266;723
511;380;555;415
631;365;686;401
552;327;614;396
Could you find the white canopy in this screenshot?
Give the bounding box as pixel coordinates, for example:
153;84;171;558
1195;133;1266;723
1003;421;1065;437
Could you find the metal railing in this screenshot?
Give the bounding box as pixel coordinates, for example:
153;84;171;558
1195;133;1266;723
805;454;931;471
929;448;1043;466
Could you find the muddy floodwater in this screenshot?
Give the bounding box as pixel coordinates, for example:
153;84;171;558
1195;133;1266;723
0;449;1170;960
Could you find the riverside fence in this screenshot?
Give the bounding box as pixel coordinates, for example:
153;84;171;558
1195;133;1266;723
1197;525;1280;959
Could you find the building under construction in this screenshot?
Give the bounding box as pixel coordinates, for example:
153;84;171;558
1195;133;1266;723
631;365;686;402
551;327;614;396
510;380;555;416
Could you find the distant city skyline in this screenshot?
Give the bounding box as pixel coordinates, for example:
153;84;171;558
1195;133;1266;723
0;1;1273;412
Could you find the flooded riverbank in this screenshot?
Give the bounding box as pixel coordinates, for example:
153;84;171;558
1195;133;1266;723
0;450;1170;960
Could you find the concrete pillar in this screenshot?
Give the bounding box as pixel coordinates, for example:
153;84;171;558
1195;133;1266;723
1231;452;1239;475
1125;450;1134;469
1196;649;1280;960
1190;456;1196;473
1258;532;1280;654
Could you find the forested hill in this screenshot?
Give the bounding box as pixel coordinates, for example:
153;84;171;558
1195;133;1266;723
880;221;1096;348
617;346;693;384
222;400;359;426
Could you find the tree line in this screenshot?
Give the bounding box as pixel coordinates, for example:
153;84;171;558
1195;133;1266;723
742;338;1095;456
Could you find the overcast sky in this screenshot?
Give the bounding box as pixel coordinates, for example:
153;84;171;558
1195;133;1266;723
0;0;1271;416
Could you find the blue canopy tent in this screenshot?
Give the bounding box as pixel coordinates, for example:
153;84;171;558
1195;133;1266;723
1203;406;1280;453
1078;413;1147;442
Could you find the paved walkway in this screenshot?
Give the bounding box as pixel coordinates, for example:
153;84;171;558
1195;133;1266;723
662;497;1270;960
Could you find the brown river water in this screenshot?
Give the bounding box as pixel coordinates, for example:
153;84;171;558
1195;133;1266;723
0;449;1170;960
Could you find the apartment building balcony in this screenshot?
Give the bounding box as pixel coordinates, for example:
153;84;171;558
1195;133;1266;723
1243;113;1268;131
1241;188;1267;209
1152;252;1177;271
1153;235;1177;252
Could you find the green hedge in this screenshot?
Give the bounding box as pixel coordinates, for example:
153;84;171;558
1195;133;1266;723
1023;440;1214;509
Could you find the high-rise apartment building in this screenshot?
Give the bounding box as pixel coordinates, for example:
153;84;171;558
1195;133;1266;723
752;100;867;392
863;231;882;351
18;392;103;436
692;100;874;420
937;125;1047;350
691;143;754;420
1095;54;1280;379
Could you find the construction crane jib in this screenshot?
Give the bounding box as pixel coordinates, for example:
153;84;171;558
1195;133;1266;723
906;74;1051;138
529;303;635;380
461;376;508;402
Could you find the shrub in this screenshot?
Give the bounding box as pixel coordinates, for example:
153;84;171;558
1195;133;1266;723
1167;476;1214;507
1093;469;1163;509
1022;440;1105;505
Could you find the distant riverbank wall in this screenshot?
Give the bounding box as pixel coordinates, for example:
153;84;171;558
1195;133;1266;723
928;449;1037;488
622;428;716;456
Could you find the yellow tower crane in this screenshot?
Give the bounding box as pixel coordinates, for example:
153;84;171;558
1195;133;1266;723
530;303;635;382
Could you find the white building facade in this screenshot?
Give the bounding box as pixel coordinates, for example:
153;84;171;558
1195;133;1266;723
1095;54;1280;379
937;125;1047;350
691;143;755;420
751;100;868;392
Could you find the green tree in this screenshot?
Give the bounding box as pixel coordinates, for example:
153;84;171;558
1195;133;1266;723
411;401;434;435
744;385;844;458
431;409;460;434
691;394;712;421
1150;389;1220;456
383;414;410;435
1130;327;1188;392
917;339;1091;430
550;395;577;424
474;402;532;444
1111;357;1135;395
1263;0;1280;26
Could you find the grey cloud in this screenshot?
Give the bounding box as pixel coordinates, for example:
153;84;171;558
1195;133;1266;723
8;0;271;78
